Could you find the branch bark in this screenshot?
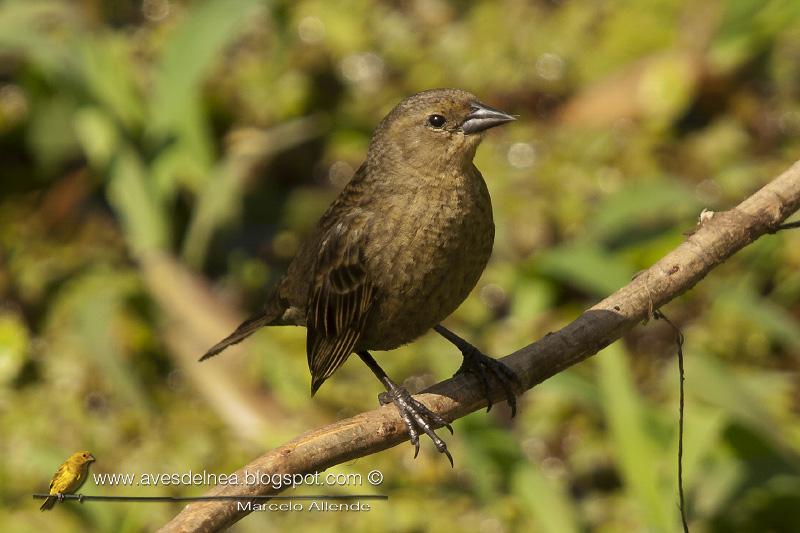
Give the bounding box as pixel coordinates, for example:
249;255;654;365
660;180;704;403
160;160;800;532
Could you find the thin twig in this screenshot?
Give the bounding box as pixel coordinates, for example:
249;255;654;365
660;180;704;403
654;309;689;533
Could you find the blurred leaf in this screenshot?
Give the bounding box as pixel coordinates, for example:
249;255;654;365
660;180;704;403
0;313;29;385
717;475;800;531
536;241;634;296
461;414;521;502
512;464;580;533
692;446;748;520
147;0;262;137
78;35;144;129
588;181;701;242
143;0;265;213
540;369;600;407
510;278;557;321
598;343;676;531
181;115;324;266
681;405;729;489
689;353;800;469
711;0;800;72
74;107;120;168
46;268;152;413
26;94;80;172
716;284;800;349
107;148;171;254
0;1;78;77
638;52;700;126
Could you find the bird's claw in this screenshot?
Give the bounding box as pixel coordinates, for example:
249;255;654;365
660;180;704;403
455;347;521;417
380;384;454;466
77;494;85;503
56;493;65;502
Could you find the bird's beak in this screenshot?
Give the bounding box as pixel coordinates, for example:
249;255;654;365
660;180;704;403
88;455;96;463
461;102;516;134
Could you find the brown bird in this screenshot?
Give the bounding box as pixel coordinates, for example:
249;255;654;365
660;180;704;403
40;451;95;510
202;88;520;463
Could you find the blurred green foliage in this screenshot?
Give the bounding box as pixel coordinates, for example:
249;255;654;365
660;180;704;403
1;0;800;531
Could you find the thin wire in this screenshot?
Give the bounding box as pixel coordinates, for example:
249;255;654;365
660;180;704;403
654;309;689;533
33;494;388;503
774;220;800;231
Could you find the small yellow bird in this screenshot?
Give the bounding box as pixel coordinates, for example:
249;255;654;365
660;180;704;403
40;451;95;511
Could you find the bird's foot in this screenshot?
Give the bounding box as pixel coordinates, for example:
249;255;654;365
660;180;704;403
56;493;65;502
378;382;454;466
77;494;85;503
455;346;521;417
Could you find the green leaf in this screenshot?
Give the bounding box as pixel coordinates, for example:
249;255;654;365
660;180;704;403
598;343;677;531
512;464;580;533
74;107;120;168
0;1;78;77
107;148;171;254
181;115;324;266
147;0;262;137
588;181;700;241
0;313;29;385
710;0;800;72
716;285;800;349
536;241;634;296
688;353;800;469
78;35;144;129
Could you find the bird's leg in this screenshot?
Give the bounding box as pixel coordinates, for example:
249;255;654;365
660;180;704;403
357;351;454;466
434;324;521;417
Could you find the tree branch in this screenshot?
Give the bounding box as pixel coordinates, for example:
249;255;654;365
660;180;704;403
160;160;800;532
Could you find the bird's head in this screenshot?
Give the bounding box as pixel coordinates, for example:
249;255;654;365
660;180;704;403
70;451;96;466
368;88;515;175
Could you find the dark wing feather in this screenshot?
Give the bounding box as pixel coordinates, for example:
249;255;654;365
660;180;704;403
48;463;66;491
41;462;68;511
307;223;375;394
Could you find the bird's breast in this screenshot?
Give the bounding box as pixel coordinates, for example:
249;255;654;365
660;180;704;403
359;172;494;350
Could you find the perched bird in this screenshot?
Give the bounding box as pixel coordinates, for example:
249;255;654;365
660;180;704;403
40;451;95;510
202;88;520;463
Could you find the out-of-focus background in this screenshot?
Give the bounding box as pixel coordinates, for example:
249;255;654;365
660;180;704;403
1;0;800;531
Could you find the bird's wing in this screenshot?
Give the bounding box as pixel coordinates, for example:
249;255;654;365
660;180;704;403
306;221;375;394
48;462;69;492
43;456;84;510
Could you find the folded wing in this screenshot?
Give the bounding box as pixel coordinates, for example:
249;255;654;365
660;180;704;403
307;222;375;394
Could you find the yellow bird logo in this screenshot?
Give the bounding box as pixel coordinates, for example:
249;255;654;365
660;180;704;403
40;451;96;511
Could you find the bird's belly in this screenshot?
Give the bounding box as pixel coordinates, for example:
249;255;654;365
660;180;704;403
358;192;494;350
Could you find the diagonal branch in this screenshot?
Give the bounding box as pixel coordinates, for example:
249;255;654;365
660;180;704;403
160;160;800;532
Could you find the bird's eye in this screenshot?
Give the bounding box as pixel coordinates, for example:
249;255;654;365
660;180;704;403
427;114;446;128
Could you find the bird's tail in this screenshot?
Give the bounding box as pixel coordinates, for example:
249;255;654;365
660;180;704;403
40;496;57;511
199;307;281;361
